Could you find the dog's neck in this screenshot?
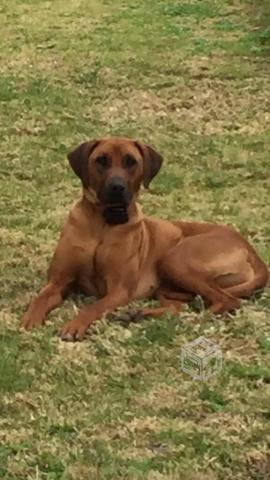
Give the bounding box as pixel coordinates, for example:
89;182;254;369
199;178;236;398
83;187;99;205
82;188;142;226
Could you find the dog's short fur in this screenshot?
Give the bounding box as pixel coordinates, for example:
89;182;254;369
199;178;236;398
21;137;268;340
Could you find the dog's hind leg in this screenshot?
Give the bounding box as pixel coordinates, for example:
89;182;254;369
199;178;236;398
223;258;269;299
158;246;241;315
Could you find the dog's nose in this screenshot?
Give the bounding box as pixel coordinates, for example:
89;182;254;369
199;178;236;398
99;176;131;206
108;177;126;194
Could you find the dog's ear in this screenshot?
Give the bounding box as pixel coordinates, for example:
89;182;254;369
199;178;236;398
67;140;99;187
134;141;163;188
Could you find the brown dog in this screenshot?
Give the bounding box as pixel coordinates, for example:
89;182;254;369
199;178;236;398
21;137;268;341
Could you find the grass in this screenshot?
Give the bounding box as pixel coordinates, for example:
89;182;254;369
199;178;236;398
0;0;270;479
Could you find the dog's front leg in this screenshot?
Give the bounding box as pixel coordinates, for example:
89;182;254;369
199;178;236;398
21;281;65;330
59;285;130;341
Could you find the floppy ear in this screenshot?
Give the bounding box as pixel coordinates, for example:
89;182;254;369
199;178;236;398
67;140;99;188
134;141;163;188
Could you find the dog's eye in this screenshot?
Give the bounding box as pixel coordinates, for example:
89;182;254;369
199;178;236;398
124;154;137;169
96;155;109;168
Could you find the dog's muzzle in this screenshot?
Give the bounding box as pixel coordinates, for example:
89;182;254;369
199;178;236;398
99;176;132;225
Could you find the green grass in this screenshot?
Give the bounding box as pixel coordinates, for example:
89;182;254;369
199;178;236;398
0;0;270;479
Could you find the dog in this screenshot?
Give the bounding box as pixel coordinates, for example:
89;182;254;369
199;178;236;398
21;137;268;341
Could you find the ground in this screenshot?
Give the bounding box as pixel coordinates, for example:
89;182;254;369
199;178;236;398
0;1;270;479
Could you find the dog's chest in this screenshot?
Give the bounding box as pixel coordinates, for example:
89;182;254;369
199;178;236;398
92;241;122;295
133;270;159;299
92;231;159;299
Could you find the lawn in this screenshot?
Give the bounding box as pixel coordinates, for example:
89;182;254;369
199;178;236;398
0;0;270;479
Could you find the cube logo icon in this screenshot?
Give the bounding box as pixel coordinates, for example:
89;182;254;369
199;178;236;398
181;336;222;381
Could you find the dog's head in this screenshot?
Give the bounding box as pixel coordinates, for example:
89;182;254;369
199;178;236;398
67;137;163;225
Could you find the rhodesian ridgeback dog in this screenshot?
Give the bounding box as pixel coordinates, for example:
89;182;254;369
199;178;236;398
21;137;268;341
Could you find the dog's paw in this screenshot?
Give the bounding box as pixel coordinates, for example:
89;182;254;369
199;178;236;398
59;319;89;342
117;308;144;327
21;313;44;331
210;298;241;315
